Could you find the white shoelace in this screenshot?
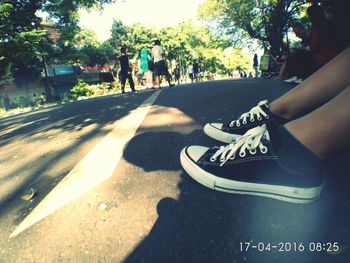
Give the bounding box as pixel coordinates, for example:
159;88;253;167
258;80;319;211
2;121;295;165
229;100;269;127
210;125;269;166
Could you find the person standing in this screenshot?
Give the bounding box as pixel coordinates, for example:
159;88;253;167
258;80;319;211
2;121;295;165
139;48;153;89
188;65;194;83
151;39;174;89
193;60;199;82
173;65;181;85
253;53;259;78
119;47;136;94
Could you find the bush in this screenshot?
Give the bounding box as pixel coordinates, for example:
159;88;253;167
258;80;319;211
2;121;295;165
33;94;46;105
70;79;93;99
62;92;75;103
0;98;3;111
89;83;111;96
13;96;30;108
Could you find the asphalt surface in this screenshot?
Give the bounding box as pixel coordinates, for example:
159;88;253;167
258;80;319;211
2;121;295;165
0;78;349;263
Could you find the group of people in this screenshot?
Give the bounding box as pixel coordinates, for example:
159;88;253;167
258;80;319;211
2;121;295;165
180;0;350;204
117;39;175;93
187;60;200;83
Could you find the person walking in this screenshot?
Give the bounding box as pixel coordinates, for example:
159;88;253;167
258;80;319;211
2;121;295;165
139;48;153;89
173;65;181;85
151;39;174;89
188;65;194;83
118;47;136;94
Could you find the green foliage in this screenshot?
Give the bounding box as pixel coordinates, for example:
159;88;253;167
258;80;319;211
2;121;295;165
0;97;4;111
198;0;222;19
70;79;93;98
0;3;12;16
108;19;251;75
158;21;233;73
89;83;111;95
110;19;129;51
79;45;107;66
70;80;112;99
0;1;44;78
1;0;256;92
223;48;252;71
13;96;30;108
62;92;74;103
57;34;109;66
75;29;99;48
200;0;310;55
33;94;46;105
0;0;119;79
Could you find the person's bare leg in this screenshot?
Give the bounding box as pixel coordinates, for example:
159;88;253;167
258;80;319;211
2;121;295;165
278;62;286;79
270;46;350;120
285;86;350;159
155;75;160;89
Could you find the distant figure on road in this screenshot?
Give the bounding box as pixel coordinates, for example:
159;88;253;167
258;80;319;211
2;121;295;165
151;39;174;89
118;47;136;94
173;65;181;85
188;65;195;83
253;53;259;78
164;58;174;87
193;60;199;82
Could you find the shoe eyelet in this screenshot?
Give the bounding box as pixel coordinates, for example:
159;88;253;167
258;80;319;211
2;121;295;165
257;116;262;121
239;151;246;158
265;115;270;119
250;118;255;122
260;146;268;154
210;157;216;162
230;155;236;160
242;120;247;125
249;149;256;155
220;157;226;162
236;122;240;127
229;123;234;127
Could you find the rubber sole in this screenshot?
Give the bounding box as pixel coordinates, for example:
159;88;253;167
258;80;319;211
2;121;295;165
203;124;240;143
180;148;322;204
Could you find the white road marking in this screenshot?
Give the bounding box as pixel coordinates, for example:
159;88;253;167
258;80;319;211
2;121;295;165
10;91;161;238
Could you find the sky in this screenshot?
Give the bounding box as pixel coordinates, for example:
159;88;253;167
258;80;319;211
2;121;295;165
79;0;205;41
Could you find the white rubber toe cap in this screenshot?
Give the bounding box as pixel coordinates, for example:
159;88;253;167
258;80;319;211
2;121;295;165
185;145;210;162
204;122;238;143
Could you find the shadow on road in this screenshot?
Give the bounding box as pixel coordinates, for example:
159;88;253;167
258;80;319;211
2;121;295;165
121;80;350;262
0;92;152;220
122;129;350;263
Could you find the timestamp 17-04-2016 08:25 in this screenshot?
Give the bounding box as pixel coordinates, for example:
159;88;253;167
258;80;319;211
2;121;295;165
239;242;341;253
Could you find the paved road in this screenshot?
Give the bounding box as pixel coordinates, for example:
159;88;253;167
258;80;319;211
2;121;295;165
0;79;349;263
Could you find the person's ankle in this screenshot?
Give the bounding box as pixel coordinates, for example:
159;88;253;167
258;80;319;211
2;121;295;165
284;123;325;159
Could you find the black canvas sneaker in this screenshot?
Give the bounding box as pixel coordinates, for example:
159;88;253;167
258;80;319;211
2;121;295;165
181;124;323;204
204;100;287;143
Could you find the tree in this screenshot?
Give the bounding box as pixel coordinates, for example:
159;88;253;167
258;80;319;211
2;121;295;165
199;0;310;55
0;0;119;100
0;1;52;94
158;21;233;73
109;19;130;53
74;29;99;48
127;23;157;55
41;0;117;63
